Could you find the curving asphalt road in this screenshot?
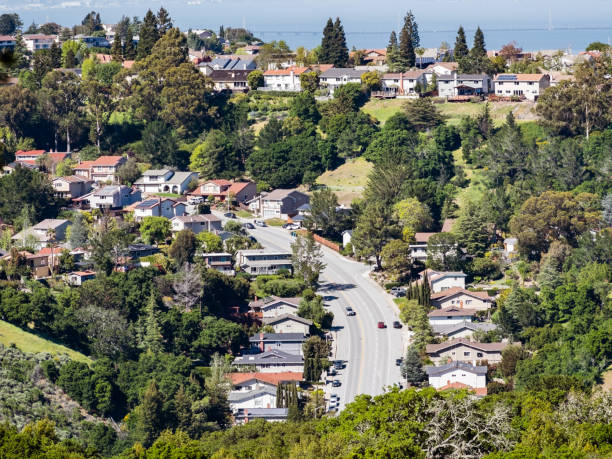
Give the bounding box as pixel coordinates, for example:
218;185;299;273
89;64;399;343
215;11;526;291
239;222;409;410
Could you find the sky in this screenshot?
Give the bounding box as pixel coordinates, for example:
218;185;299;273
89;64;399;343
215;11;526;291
2;0;612;50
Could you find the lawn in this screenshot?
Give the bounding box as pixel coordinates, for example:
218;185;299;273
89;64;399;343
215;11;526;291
155;192;181;198
0;320;92;364
236;209;253;218
316;157;373;205
264;218;286;226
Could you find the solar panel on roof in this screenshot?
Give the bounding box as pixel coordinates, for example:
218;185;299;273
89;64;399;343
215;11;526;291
497;74;517;81
139;199;159;207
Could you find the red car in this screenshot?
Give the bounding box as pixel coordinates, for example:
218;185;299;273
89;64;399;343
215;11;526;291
377;321;386;329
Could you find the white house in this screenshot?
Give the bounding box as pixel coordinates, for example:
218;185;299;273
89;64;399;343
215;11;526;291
0;35;16;50
66;270;96;286
430;287;493;311
170;214;222;234
432;321;498;340
342;230;353;248
504;238;518;258
420;269;467;293
424;61;459;84
235;249;293;275
437;73;491;98
52;176;93;199
23;34;57;52
428;306;476;327
251;189;310;219
319;68;367;95
262;314;312;335
493;74;550;101
133;198;187;221
134;169;199;195
232;349;304;373
229;386;277;412
233;408;288;424
381;70;427;96
90;185;141;210
425;361;488;396
263;66;312;91
249;296;301;318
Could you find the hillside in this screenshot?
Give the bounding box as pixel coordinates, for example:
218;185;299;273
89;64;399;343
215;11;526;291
315;157;373;205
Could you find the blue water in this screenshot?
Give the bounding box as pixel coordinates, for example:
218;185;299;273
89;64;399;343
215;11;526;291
253;28;612;53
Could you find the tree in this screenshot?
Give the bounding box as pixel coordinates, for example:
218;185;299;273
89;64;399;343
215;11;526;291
140;120;179;168
135;380;164;447
426;232;461;271
299;72;320;93
190;129;241;180
110;34;123;61
471;27;487;58
0;14;21;35
499;41;523;63
398;11;419;70
169;230;197;266
393;197;433;241
305;188;347;239
156;7;172;35
137;10;159;60
386;31;400;70
140;216;171;245
173;263;203;312
381;239;412;276
197;231;223;253
352;204;400;269
454;26;469;60
247;69;263;90
0;166;58;224
454;201;491;257
289;90;320;124
63;49;75;68
140;293;164;353
69;213;89;249
123;27;136;60
115;157;141;186
82;77;115;149
402;98;444;131
361;71;382;91
603;194;612;226
401;345;427;386
303;336;331;382
297;294;333;330
81;11;102;35
291;232;326;287
331;18;349;67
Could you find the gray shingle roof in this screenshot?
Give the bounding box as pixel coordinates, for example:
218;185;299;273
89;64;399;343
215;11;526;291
425;361;488;376
320;68;367;78
262;314;312;326
233;349;304;365
432;321;497;336
228;386;277;402
249;333;306;343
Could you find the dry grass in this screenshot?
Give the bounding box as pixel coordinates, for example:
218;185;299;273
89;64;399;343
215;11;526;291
316;157;373;205
0;320;92;364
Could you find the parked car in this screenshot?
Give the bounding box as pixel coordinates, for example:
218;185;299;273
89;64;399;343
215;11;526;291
332;379;341;387
330;394;339;401
395;358;403;366
223;212;236;218
393;321;402;329
282;223;300;230
377;321;386;329
333;360;343;370
390;286;406;297
242;222;255;229
254;220;266;227
345;306;356;316
187;196;204;204
328;368;337;376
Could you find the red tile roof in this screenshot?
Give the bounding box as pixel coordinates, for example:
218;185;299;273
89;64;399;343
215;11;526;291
438;381;487;396
414;232;438;243
228;181;254;194
494;73;547;82
55;175;88;183
70;270;96;276
74;161;95;170
206;179;232;186
228;371;303;386
264;66;310;76
15;149;46;157
36;247;65;257
91;156;124;167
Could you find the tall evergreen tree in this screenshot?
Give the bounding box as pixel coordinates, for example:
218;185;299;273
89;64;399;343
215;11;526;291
156;7;172;35
454;26;469;60
386;30;399;70
123;27;136;60
399;26;415;69
471;26;487;57
404;10;420;48
141;293;164;353
319;18;335;64
110;34;123;61
137;380;164;447
136;10;159;60
332;17;349;67
401;345;427;387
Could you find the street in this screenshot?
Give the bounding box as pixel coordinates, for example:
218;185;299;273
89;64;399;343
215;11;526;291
238;220;409;410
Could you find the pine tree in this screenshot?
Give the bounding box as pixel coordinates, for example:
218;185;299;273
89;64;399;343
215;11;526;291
111;34;123;61
156;7;172;35
386;31;399;70
399;26;415;70
137;10;159;60
471;26;487;58
332;17;349;67
63;49;75;68
138;380;164;447
174;385;192;432
141;293;163;353
123;27;136;60
401;345;427;387
319;18;335;64
454;26;469;60
404;10;420;48
219;25;224;39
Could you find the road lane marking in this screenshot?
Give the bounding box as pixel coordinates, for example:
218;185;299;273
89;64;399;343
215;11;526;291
337;287;367;397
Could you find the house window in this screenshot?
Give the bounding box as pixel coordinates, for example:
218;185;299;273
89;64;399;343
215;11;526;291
451;351;455;355
451;374;456;377
514;82;519;85
464;352;470;356
528;82;534;85
477;352;483;358
461;374;466;377
465;300;471;304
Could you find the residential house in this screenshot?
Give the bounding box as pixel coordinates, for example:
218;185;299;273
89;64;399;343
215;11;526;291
170;214;222;234
90;156;126;183
127;244;160;258
134;169;198;194
503;237;518;257
420;269;467;293
432;321;498;340
23;34;57;52
15;150;70;172
425;361;488;396
263;66;312;91
342;230;353;248
201;252;234;275
437;73;492;98
251;189;309;219
233;349;304;373
424;61;459;84
428;306;476;327
319;68;367;95
233;408;288;424
66;270;96;286
204;56;256;72
2;161;38;175
133;198;187;221
11;219;71;250
249;332;306;356
410;232;438;263
1;250;50;278
209;69;252;92
425;338;508;365
493;74;550;101
249;296;301;318
228;372;303;391
360;48;387;65
76;35;110;48
73;161;95;180
262;314;312;335
89;186;141;210
229;386;278;412
0;35;16;50
430;287;493;311
229;181;258;204
235;249;293;275
35;247;65;271
547;71;575;87
192;180;257;204
381;70;427;96
52;176;93;199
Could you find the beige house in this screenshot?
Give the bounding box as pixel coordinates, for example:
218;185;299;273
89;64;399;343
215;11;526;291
262;314;312;335
430;287;493;311
428;306;476;327
170;214;222;234
425;338;508;365
52;176;93;199
249;296;301;318
420;269;466;293
90;156;126;183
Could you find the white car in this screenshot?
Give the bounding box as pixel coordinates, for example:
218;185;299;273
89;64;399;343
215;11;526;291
188;196;204;204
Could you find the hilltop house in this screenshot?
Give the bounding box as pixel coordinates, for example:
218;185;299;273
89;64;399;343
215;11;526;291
191;180;257;203
263;66;312;91
235;249;293;275
430;287;493;311
262;314;312;335
89;185;141;210
209;69;252;92
425;339;508;365
52;176;93;199
229;387;278;412
134;169;198;195
200;252;234;275
170;214;222;234
11;219;71;250
425;361;487;396
249;296;301;318
15;150;70;172
437;73;492;98
319;68;367;94
66;270;96;286
90;156;126;183
23;34;57;52
250;189;310;219
420;269;466;293
73;161;95;180
228;372;303;391
249;333;306;356
381;70;427;96
233;349;304;373
428;306;476;327
493;74;550;101
133;198;187;221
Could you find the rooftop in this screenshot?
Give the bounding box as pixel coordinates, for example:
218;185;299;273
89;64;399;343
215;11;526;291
320;67;367;78
428;307;477;318
91;155;124;167
249;296;301;308
263;188;307;201
233;349;304;365
426;338;508;354
229;371;303;387
432;321;497;336
264;66;311;76
430;287;491;301
262;314;313;326
425;360;488;376
249;333;306;343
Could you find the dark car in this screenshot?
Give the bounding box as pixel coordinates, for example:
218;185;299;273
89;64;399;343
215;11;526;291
345;306;356;316
332;379;341;387
223;212;236;218
333;360;343;370
393;321;402;329
242;222;255;229
395;358;403;366
377;321;386;329
328;368;337;376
